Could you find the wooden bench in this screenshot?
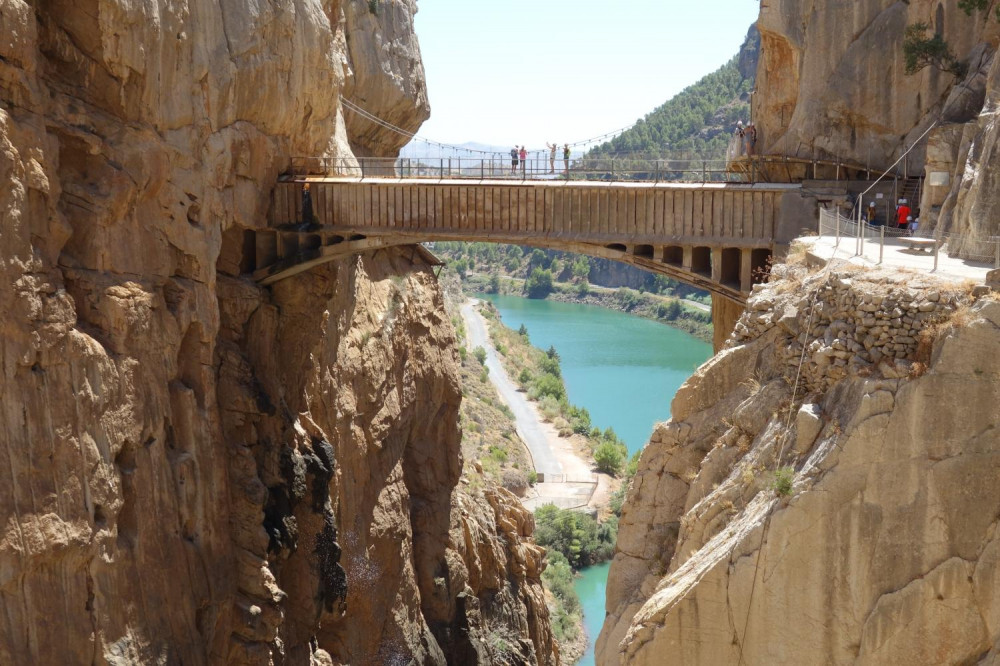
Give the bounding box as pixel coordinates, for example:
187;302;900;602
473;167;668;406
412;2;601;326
903;237;938;253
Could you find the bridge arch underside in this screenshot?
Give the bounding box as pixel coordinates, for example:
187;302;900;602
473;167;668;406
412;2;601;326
249;227;771;302
251;178;793;302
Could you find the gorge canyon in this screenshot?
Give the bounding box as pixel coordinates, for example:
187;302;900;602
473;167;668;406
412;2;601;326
3;0;1000;664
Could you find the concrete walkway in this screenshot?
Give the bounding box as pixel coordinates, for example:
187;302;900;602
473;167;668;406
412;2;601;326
804;235;993;285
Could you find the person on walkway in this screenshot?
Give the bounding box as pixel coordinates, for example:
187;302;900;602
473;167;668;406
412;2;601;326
746;124;758;156
896;198;911;230
546;142;557;173
510;146;519;175
735;121;745;157
563;143;571;174
867;201;878;226
301;182;315;227
519;146;528;176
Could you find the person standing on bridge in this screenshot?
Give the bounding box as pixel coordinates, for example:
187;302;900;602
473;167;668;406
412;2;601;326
546;142;557;173
519;146;528;176
563;144;571;175
746;124;758;156
301;182;315;228
510;146;519;175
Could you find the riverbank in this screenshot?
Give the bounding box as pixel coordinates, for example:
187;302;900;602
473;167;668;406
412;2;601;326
460;299;615;515
479;293;713;666
465;272;714;343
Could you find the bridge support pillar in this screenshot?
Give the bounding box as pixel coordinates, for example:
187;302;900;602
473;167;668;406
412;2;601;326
711;247;723;284
740;248;754;292
682;246;694;272
711;294;746;353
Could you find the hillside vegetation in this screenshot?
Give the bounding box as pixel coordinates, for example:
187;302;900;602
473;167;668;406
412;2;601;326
586;25;758;164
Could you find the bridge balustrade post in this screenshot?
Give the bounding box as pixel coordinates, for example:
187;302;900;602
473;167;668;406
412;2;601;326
440;158;444;180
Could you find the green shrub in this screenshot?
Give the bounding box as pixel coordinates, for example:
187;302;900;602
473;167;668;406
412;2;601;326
488;273;501;293
538;395;562;421
532;373;565;401
524;268;554;299
616;287;640;311
567;404;592;434
518;368;533;385
473;346;487;364
518;323;529;338
773;466;795;496
538;355;561;379
595;441;626;476
535;505;617;569
488;446;508;464
576;280;590;296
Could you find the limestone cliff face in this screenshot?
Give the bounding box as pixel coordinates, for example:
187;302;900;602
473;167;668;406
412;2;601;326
0;0;552;663
754;0;1000;253
599;263;1000;665
756;0;996;168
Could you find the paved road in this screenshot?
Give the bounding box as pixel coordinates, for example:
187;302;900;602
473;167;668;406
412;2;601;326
682;298;711;312
460;300;562;477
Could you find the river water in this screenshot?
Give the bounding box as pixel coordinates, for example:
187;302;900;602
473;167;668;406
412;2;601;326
479;294;712;665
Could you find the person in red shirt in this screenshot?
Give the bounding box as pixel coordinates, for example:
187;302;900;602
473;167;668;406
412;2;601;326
896;199;911;229
519;146;528;175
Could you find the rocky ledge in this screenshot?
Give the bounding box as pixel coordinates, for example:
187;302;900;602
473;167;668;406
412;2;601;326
599;260;1000;665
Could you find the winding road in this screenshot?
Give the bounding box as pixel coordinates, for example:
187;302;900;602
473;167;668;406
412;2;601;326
460;299;563;478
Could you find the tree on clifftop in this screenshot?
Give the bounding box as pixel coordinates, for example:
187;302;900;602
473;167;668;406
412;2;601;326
903;1;998;77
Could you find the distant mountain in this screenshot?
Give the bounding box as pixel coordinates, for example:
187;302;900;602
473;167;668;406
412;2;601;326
586;25;760;163
399;141;510;160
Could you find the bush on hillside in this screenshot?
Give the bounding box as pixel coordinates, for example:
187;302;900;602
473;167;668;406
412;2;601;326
594;441;627;476
524;268;554;299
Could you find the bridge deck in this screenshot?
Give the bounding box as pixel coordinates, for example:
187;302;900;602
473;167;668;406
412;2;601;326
253;177;801;301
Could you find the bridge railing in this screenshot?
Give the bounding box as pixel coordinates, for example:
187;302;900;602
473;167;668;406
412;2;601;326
287;156;745;183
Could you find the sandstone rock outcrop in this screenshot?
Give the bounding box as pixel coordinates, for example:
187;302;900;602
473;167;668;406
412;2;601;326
755;0;996;169
0;0;554;663
599;262;1000;665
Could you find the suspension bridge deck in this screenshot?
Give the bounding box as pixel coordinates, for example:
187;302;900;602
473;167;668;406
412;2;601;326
251;177;802;302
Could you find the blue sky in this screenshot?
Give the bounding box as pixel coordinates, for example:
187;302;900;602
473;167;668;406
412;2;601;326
410;1;760;152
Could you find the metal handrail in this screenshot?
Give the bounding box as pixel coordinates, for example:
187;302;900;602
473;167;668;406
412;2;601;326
286;156;744;184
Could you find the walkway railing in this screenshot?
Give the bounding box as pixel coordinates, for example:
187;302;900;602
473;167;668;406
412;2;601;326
818;208;1000;267
287;156;744;183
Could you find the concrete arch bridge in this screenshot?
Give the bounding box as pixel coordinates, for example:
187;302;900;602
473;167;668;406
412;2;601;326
247;176;806;345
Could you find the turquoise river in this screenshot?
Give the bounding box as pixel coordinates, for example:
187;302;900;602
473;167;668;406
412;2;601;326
479;294;712;665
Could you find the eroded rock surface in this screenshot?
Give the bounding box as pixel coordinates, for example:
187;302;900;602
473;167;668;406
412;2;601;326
599;263;1000;665
0;0;553;663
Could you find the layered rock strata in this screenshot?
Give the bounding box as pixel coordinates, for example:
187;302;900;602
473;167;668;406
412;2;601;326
0;0;553;663
599;261;1000;664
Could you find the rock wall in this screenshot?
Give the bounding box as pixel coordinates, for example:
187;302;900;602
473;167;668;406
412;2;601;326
755;0;996;168
599;261;1000;665
0;0;554;663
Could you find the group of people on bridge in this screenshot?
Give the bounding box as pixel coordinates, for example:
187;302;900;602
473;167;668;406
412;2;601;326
510;143;571;175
